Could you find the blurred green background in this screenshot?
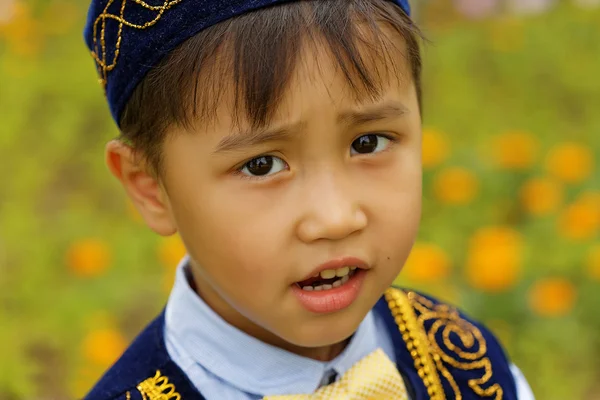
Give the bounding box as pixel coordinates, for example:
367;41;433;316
0;0;599;399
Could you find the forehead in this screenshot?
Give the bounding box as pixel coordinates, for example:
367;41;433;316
276;45;411;123
188;24;415;137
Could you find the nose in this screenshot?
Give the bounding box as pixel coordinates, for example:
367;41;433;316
296;173;368;243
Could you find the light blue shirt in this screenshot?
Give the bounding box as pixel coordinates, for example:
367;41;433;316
165;256;535;399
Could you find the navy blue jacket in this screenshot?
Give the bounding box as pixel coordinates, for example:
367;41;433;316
85;288;518;400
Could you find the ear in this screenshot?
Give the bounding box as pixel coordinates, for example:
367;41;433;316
105;140;177;236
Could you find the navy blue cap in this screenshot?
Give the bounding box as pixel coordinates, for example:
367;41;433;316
84;0;411;125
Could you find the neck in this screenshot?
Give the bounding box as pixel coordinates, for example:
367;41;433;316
281;337;351;362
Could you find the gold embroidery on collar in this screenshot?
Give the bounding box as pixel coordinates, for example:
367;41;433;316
385;288;446;400
405;290;503;400
136;370;181;400
91;0;184;89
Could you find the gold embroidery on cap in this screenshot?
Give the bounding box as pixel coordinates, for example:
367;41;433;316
91;0;184;89
136;370;181;400
407;290;504;400
385;288;446;400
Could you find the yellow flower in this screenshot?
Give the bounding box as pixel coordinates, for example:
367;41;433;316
422;128;450;168
66;239;111;278
586;244;600;281
402;243;451;283
158;235;187;270
433;167;479;205
545;142;594;183
528;278;576;317
558;192;600;240
466;226;523;293
492;131;539;170
520;177;563;216
81;328;127;367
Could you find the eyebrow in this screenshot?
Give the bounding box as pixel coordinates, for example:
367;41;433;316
337;102;409;126
214;121;306;153
213;101;409;153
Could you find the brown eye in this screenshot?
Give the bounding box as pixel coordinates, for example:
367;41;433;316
240;156;287;177
351;134;391;155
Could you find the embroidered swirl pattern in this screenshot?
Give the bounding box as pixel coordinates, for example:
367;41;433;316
90;0;183;88
407;291;503;400
135;370;181;400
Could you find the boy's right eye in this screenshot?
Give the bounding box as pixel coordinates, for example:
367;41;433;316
239;155;288;178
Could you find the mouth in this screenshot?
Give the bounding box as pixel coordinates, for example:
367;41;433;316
291;266;367;314
295;266;359;291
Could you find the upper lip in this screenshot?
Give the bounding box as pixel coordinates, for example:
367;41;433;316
298;256;369;282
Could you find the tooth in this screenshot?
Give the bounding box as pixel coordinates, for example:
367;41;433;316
350;266;357;270
320;269;336;279
332;279;342;288
302;286;314;291
341;275;349;283
322;284;333;290
314;285;323;291
336;267;350;277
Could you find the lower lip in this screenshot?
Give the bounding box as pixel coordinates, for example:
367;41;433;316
291;270;367;314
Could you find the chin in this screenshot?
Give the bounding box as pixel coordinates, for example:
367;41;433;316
283;311;366;349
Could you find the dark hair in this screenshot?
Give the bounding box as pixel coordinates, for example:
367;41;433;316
119;0;423;178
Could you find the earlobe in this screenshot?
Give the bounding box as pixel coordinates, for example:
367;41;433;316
105;140;177;236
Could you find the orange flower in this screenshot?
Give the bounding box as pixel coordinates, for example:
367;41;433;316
545;143;594;183
492;131;539;170
158;235;187;270
466;226;523;292
528;278;576;317
558;192;600;240
433;167;479;205
520;177;563;216
81;328;127;367
402;243;452;283
422;128;450;168
586;245;600;281
66;239;111;278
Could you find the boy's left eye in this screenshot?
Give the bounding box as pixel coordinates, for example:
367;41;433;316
350;134;393;155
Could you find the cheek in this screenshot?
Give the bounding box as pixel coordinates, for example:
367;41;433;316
370;155;422;267
173;187;289;287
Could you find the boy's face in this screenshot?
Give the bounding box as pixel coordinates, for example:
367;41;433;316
113;35;422;354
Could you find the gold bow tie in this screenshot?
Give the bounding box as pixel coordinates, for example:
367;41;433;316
263;348;408;400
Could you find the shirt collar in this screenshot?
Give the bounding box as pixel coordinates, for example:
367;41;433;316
165;256;381;396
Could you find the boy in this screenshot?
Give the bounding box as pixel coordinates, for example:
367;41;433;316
83;0;534;399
